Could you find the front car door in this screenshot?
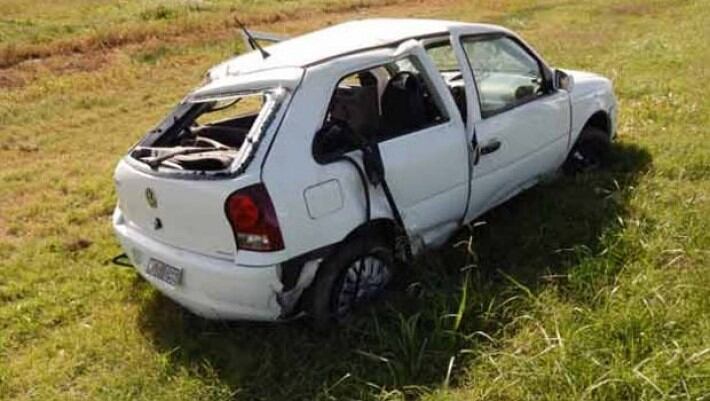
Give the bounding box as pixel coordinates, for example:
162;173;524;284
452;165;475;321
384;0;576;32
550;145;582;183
454;32;571;220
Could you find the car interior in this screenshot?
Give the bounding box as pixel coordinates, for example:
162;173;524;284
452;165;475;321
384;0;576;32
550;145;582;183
131;94;268;171
313;56;461;161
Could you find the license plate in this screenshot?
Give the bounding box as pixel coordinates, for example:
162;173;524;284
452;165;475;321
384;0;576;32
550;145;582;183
145;258;182;286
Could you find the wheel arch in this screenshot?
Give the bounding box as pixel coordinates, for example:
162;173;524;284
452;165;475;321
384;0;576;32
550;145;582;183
569;108;611;151
584;110;611;138
341;218;397;247
277;218;398;318
563;109;613;174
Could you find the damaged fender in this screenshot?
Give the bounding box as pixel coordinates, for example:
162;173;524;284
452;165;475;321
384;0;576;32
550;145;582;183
276;258;321;318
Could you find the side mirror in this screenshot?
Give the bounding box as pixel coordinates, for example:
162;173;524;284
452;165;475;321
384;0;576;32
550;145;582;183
555;69;574;91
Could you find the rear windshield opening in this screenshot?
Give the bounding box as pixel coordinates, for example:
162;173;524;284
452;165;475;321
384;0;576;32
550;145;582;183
131;90;279;174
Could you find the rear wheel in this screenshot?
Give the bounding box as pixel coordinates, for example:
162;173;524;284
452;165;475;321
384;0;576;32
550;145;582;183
563;126;611;174
309;235;394;330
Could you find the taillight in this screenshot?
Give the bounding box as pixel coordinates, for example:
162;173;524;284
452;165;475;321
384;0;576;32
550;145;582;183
225;184;284;252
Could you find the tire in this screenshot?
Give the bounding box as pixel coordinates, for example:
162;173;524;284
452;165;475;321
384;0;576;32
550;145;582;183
563;126;611;175
309;235;395;330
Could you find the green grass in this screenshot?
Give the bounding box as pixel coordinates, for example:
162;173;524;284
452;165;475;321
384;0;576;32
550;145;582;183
0;0;708;400
0;0;405;68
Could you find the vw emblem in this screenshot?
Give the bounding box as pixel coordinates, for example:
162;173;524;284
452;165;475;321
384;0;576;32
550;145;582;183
145;188;158;208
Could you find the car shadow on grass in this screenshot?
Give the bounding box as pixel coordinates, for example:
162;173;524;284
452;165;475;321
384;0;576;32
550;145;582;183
135;141;651;401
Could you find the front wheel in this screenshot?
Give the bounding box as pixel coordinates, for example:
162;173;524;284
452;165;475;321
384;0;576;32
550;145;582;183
563;126;611;174
309;235;395;330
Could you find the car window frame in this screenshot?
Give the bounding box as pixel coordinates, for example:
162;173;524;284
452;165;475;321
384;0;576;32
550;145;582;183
381;56;451;139
312;53;451;163
423;40;462;73
459;33;554;119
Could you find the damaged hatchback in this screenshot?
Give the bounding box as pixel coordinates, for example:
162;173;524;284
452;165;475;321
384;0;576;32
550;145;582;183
113;19;617;327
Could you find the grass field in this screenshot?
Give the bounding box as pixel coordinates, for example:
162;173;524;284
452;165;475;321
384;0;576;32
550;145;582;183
1;0;708;400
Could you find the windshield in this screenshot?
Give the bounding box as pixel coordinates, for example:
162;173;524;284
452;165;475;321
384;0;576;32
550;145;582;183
426;42;461;72
130;88;285;176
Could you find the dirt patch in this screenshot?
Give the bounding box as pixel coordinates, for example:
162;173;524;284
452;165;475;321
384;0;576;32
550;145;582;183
0;71;26;89
0;142;40;153
583;1;680;22
0;0;408;70
0;0;459;89
0;214;10;242
0;48;119;90
608;3;653;16
64;238;93;253
46;51;115;75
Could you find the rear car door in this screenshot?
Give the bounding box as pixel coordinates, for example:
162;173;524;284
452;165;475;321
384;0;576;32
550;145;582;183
376;41;470;243
460;34;571;219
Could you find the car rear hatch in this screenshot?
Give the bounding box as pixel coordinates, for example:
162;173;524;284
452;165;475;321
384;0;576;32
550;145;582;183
114;67;302;259
114;163;253;259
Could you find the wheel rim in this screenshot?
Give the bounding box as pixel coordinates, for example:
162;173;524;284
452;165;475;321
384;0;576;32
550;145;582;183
334;255;391;318
571;142;602;172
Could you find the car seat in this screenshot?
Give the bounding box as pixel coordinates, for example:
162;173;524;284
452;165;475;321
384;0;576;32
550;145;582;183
381;71;428;136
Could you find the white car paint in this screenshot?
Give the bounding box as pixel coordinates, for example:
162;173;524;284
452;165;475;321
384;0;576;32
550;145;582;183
565;69;617;143
112;18;616;321
466;90;571;219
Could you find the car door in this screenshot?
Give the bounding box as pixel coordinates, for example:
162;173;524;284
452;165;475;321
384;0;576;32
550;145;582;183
459;34;571;220
376;41;470;244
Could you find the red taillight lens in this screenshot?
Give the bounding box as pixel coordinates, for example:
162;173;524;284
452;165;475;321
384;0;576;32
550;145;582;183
225;184;284;252
229;195;260;230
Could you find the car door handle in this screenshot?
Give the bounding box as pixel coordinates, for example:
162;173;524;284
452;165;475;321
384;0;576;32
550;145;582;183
480;139;501;155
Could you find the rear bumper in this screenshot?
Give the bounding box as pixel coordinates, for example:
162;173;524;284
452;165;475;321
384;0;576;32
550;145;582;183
112;207;283;321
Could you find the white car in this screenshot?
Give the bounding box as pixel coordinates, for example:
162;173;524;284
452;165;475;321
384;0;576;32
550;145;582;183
112;19;616;326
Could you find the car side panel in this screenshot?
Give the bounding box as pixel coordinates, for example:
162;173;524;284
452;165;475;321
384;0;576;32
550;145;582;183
566;70;616;146
464;90;570;221
261;50;399;263
263;44;472;261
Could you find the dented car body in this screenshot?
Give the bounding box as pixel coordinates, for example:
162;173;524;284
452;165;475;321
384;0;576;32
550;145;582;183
113;19;616;323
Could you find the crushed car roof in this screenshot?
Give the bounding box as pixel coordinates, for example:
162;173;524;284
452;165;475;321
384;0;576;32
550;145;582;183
207;18;504;79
